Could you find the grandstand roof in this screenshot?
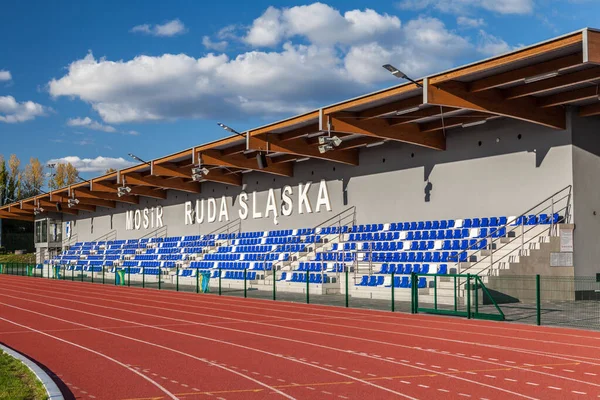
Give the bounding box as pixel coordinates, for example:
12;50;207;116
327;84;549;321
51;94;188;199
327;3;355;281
3;28;600;221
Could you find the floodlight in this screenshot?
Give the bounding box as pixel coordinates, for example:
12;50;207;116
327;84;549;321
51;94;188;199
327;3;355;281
382;64;423;87
117;186;132;197
317;136;342;148
217;123;246;138
128;153;150;165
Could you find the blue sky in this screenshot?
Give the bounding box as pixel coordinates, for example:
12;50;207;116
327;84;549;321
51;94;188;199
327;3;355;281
0;0;597;178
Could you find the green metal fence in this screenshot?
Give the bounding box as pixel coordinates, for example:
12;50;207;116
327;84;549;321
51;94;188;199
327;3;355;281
3;264;600;330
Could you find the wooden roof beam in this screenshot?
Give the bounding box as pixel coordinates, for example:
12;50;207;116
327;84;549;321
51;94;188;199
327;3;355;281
328;116;446;150
425;80;566;129
537;85;598;108
72;188;138;205
430;32;582;85
387;106;456;126
199;168;242;186
249;136;359;166
125;173;201;194
419;112;493;133
503;66;600;100
337;137;385;151
579;102;600;117
92;181;168;200
0;211;34;221
351;96;422;119
277;123;321;141
152;162;191;179
200;149;293;177
469;53;583;92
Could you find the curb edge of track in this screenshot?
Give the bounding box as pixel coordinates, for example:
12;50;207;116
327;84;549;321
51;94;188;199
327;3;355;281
0;343;65;400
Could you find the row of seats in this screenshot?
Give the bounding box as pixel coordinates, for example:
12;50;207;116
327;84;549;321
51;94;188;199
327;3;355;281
356;275;428;288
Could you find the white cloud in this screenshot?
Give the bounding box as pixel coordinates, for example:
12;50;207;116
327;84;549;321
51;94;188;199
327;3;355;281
131;19;186;37
0;96;49;123
0;70;11;82
202;36;228;51
457;16;486;28
48;4;502;124
477;30;514;56
67;117;117;132
244;4;401;47
397;0;534;15
46;156;136;173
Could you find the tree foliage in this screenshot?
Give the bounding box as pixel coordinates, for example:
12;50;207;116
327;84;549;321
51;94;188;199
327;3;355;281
48;162;80;190
22;158;45;198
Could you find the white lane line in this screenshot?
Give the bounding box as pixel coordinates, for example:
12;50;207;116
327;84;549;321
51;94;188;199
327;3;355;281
484;375;496;379
0;285;542;400
548;386;561;391
585;372;597;376
459;394;471;397
431;365;441;369
526;382;539;386
0;316;179;400
400;381;411;384
438;389;449;393
563;369;575;373
0;301;411;400
418;384;429;389
572;391;587;395
505;378;517;382
542;366;553;370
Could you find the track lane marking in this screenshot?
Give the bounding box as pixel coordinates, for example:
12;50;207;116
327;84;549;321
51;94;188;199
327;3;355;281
0;315;179;400
0;295;538;400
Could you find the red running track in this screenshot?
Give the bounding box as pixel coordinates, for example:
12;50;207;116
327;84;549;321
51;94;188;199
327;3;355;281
1;275;600;400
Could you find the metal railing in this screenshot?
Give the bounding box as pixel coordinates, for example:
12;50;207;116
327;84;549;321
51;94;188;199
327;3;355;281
260;206;357;284
92;230;117;243
457;185;572;277
138;225;168;240
205;218;242;247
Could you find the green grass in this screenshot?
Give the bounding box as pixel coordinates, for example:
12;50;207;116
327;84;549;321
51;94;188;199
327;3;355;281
0;350;48;400
0;254;36;264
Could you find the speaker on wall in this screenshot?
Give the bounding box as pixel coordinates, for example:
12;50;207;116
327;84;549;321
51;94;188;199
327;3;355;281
256;152;268;169
56;202;62;212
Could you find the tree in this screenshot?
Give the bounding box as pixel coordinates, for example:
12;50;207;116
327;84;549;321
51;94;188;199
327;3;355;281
22;157;45;198
6;154;21;202
105;168;116;174
48;162;80;190
0;155;8;206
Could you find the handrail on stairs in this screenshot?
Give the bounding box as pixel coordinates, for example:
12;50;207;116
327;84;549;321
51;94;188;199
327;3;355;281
456;185;572;278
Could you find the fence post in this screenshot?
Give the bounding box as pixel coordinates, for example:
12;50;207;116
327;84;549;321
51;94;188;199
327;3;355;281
71;266;74;281
272;267;276;301
434;275;438;311
345;267;349;308
454;275;457;312
474;276;479;315
218;267;222;295
158;268;162;290
306;269;310;304
176;265;179;292
102;266;105;285
91;266;94;284
391;271;395;312
196;269;199;294
244;269;247;298
536;274;541;326
466;274;472;319
127;267;131;287
142;267;145;289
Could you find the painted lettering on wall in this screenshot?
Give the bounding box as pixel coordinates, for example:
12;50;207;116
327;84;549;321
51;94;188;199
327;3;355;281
125;206;164;231
185;180;331;226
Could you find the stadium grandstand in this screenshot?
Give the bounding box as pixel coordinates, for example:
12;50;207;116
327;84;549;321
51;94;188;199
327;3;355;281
3;28;600;309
